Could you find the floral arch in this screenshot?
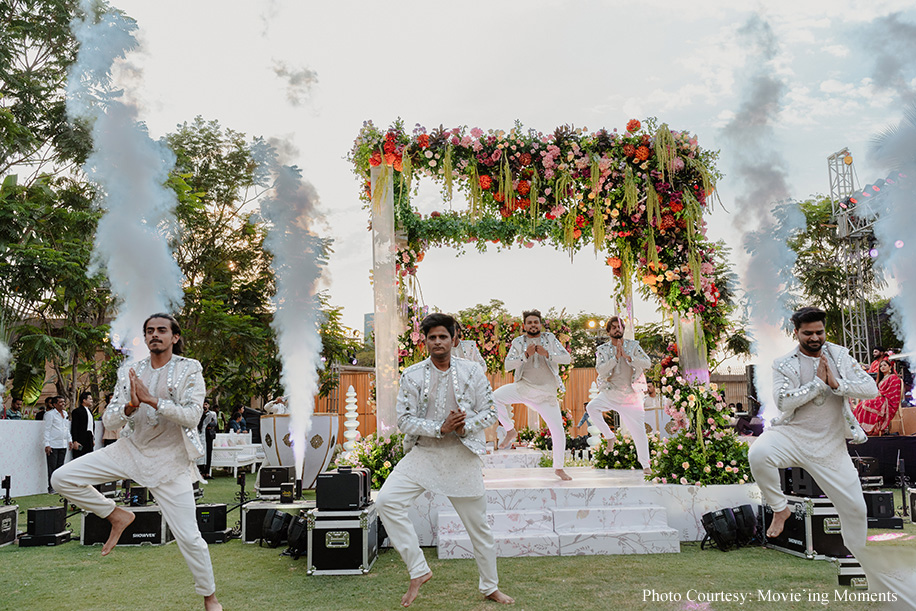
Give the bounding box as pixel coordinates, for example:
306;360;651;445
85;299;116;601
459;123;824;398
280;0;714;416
349;118;733;434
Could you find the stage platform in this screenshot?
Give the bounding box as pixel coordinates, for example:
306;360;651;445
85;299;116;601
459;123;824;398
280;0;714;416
481;448;542;469
382;465;761;559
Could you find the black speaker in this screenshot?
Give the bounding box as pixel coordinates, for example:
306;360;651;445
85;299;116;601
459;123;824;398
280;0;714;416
261;509;293;548
0;505;17;547
259;466;296;489
27;506;65;536
732;504;758;546
863;491;894;519
779;468;793;495
791;468;825;497
196;504;227;533
701;508;738;551
852;457;880;478
127;486;149;506
316;467;370;511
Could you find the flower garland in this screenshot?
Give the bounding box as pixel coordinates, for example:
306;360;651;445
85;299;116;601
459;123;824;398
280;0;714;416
350;118;729;346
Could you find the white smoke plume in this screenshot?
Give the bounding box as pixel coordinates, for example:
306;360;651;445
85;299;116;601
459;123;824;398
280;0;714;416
864;107;916;370
67;1;184;357
261;162;327;480
721;15;802;420
862;13;916;105
272;61;318;107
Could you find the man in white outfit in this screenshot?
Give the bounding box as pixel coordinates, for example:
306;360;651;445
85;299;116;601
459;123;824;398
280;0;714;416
749;307;915;605
452;323;487;372
51;314;222;611
493;309;572;480
585;317;653;474
376;313;514;608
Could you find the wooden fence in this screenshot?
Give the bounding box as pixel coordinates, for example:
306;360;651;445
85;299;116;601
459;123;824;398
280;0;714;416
316;367;749;442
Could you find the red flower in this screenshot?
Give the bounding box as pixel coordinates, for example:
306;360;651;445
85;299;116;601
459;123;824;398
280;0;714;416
417;134;430;148
383;140;396;154
384;152;397;166
606;256;622;268
369;150;382;167
393;156;403;172
669;201;684;213
613;266;623;277
627;119;641;133
494;191;505;203
660;214;676;229
430;211;441;218
573;228;582;239
517;180;530;196
499;205;511;218
514;197;529;211
636;146;651;161
479;175;493;191
520;152;532;166
622;144;636;158
575;214;586;228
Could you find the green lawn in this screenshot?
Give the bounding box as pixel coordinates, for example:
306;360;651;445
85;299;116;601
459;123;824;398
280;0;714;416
1;474;912;610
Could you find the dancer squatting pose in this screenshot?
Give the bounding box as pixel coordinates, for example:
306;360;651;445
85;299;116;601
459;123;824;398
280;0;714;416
52;314;221;611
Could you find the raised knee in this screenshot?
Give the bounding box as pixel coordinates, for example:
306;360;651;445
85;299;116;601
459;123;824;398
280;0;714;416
50;468;67;491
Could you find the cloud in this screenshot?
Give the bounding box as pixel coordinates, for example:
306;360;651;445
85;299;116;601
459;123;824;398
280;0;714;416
272;61;318;106
860;13;916;104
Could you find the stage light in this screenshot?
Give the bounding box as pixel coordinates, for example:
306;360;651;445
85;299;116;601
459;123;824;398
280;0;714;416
849;197;857;205
896;240;905;248
869;248;879;258
844;155;853;165
588;320;596;329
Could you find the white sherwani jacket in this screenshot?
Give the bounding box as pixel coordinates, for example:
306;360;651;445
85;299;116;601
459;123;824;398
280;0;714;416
504;332;571;392
103;355;207;461
397;357;499;456
595;339;651;392
771;343;877;443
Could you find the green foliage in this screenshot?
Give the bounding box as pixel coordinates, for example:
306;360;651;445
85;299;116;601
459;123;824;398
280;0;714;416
334;433;406;489
593;431;663;470
650;429;751;486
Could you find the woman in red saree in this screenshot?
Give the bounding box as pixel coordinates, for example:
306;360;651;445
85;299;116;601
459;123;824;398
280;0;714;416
854;360;903;435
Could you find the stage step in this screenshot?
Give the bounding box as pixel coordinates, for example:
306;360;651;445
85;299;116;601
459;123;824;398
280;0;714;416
437;504;679;558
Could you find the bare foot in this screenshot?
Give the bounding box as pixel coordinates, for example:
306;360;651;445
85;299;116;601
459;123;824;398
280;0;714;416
486;590;515;604
766;507;792;538
606;435;616;451
498;428;517;450
555;469;572;481
402;571;432;607
642;467;652;476
102;506;135;556
204;594;222;611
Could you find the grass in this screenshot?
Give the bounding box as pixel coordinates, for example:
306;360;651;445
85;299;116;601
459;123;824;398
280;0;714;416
1;473;913;610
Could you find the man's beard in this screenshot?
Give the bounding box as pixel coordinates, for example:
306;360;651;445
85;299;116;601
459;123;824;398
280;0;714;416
801;340;823;355
526;329;541;337
610;331;624;339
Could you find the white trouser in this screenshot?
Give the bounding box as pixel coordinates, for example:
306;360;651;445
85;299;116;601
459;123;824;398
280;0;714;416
493;383;566;468
748;429;916;606
51;447;216;596
376;466;498;596
585;390;650;469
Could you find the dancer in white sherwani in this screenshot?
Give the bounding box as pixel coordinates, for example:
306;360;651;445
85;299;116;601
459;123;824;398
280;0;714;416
452;324;487;373
493;309;572;480
52;314;221;611
749;307;916;607
585;316;653;474
376;313;514;608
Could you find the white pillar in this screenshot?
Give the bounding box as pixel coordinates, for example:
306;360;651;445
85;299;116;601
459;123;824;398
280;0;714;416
370;165;399;436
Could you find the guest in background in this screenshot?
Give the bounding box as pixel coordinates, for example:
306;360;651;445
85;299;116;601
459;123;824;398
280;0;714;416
35;397;51;420
263;396;289;415
198;398;218;478
2;397;23;420
228;412;247;433
868;346;887;375
99;393;121;447
854;359;903;436
71;391;96;459
44;396;76;493
451;323;487;372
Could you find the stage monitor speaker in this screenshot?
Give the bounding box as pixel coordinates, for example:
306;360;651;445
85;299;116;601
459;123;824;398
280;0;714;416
196;504;227;533
778;468;793;495
791;468;826;498
27;506;65;536
851;457;880;478
863;491;894;519
0;505;17;547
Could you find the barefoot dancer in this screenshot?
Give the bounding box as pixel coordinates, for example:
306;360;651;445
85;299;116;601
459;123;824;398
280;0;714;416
585;316;653;475
52;314;221;611
376;313;514;608
493;309;573;480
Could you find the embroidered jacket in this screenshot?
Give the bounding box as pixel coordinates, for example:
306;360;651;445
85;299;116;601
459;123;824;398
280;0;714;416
771;343;877;443
452;340;487;372
103;355;206;460
595;339;651;392
397;357;498;456
504;332;572;392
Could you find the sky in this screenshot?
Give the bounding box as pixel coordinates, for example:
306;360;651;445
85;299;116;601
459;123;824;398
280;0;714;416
107;0;916;351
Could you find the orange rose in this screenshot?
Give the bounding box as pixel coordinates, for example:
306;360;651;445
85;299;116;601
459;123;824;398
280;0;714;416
636;146;650;161
622;144;636;158
606;257;622;268
627;119;641;133
517;180;530;196
494;191;505;203
479;175;493;191
417;134;430;148
369;150;382;167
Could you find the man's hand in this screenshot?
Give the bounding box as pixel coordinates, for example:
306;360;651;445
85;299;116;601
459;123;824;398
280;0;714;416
534;345;549;358
129;369;158;409
822;356;839;390
440;410;466;435
45;445;52;455
525;344;537;358
70;441;80;450
613;339;631;362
